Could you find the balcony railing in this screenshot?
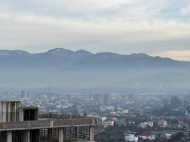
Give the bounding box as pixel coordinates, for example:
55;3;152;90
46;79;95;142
0;117;96;131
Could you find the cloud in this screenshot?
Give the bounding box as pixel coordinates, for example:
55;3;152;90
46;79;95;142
152;50;190;61
0;0;190;60
180;6;190;15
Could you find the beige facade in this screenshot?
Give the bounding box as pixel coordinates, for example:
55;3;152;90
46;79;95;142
0;101;20;122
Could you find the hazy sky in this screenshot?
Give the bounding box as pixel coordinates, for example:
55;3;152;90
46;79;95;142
0;0;190;60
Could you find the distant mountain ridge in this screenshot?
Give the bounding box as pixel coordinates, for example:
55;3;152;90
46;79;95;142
0;48;180;68
0;48;92;58
0;48;183;61
0;48;189;71
0;48;180;62
0;48;190;93
0;48;151;58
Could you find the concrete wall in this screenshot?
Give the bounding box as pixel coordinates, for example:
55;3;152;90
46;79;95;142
19;108;38;121
0;102;21;122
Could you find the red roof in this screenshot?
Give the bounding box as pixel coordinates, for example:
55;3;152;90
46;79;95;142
139;132;153;137
106;118;114;121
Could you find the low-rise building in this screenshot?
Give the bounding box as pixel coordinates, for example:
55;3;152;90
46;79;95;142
103;118;115;127
138;132;155;140
139;122;153;129
151;131;172;140
125;134;138;142
117;118;127;126
158;119;168;127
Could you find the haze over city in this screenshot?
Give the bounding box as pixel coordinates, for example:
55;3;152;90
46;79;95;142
1;1;190;142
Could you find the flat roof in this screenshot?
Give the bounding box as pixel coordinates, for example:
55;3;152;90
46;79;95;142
1;101;21;103
20;106;38;110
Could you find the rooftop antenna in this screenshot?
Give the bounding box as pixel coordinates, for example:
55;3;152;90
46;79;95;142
49;83;51;99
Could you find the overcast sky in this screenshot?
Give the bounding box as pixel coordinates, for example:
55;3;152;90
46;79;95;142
0;0;190;60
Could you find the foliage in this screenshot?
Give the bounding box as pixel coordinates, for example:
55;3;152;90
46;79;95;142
172;132;184;141
95;126;125;142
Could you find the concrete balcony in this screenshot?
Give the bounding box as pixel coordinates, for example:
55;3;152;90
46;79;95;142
0;115;96;142
0;117;96;131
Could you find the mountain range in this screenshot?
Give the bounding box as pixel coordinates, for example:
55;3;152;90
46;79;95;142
0;48;190;93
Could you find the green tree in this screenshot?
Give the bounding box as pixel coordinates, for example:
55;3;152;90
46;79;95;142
172;132;184;141
171;96;182;109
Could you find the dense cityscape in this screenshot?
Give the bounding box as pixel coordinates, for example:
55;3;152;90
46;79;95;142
1;0;190;141
1;90;190;142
